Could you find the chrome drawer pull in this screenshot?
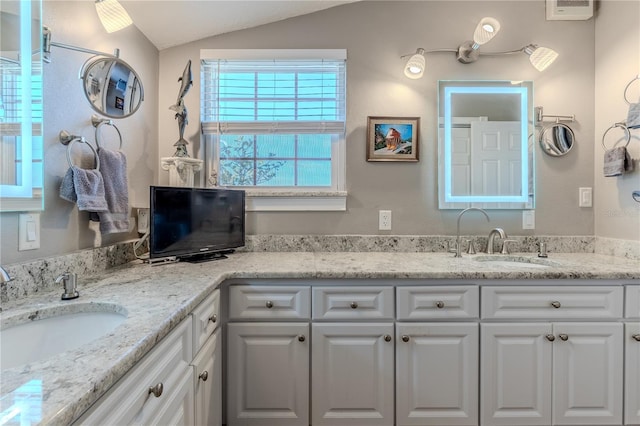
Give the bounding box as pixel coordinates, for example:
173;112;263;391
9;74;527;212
559;334;569;341
350;301;358;309
550;301;561;308
148;383;163;398
545;334;555;342
265;300;274;309
208;314;217;323
401;335;410;343
199;371;209;382
435;301;445;309
298;335;306;342
383;334;392;342
632;334;640;342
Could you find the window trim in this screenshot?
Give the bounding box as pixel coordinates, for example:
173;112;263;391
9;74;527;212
200;49;347;211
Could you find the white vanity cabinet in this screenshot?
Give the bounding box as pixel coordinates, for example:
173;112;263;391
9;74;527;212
226;284;311;426
480;286;625;426
625;285;640;426
75;318;195;425
395;286;479;426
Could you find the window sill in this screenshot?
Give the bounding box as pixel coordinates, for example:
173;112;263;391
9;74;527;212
244;190;347;212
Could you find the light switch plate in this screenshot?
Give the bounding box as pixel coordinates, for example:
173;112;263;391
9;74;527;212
19;213;40;251
579;187;593;207
522;210;535;230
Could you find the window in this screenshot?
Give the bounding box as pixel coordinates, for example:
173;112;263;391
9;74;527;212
200;49;347;211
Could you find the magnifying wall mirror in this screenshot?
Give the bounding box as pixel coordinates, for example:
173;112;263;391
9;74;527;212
438;80;534;209
81;56;144;118
539;123;574;156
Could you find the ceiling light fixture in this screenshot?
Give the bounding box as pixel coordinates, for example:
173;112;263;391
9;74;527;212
401;17;558;77
95;0;133;33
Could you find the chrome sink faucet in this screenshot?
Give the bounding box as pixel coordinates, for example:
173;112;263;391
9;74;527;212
486;228;508;254
56;272;79;300
0;266;14;283
450;207;490;258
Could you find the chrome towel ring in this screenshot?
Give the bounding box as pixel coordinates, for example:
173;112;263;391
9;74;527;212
623;75;639;105
59;130;100;170
91;114;123;150
601;122;631;151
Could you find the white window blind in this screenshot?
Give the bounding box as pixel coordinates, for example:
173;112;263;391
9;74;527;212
200;49;346;191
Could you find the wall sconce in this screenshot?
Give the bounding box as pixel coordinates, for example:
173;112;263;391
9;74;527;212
95;0;133;33
402;16;558;78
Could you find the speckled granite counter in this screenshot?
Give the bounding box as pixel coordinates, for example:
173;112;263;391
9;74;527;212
1;251;638;425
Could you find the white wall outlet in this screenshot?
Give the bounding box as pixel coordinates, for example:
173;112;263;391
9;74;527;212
579;187;593;207
379;210;392;230
137;208;150;234
19;213;40;251
522;210;535;230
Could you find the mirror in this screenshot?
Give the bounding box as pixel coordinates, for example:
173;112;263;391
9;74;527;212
81;56;144;118
0;0;43;211
539;123;574;156
438;80;534;209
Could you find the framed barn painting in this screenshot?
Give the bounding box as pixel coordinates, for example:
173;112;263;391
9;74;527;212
366;116;419;162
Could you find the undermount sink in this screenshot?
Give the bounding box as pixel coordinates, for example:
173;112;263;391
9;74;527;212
1;303;127;370
472;255;561;269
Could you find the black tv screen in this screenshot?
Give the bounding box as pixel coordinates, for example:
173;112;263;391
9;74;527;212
149;186;245;261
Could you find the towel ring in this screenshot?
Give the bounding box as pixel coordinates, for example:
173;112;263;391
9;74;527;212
91;114;123;150
601;122;631;151
623;75;639;105
66;137;100;171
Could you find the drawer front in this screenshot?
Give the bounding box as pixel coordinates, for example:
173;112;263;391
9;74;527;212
312;286;394;320
76;318;192;425
626;286;640;319
397;286;479;320
193;289;220;354
481;286;624;319
228;285;311;320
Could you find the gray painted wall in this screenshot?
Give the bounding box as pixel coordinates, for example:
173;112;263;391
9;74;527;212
158;0;597;238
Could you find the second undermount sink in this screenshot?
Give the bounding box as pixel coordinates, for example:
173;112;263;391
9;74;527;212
0;303;127;370
473;255;561;269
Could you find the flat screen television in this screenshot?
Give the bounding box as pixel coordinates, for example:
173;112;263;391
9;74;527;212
149;186;245;262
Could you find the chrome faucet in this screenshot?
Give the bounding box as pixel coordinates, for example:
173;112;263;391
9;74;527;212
56;272;79;300
486;228;508;254
450;207;490;258
0;266;14;283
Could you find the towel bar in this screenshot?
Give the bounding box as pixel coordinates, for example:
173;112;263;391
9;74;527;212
91;114;123;150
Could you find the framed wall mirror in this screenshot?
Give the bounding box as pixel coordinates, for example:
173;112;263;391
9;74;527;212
438;80;534;209
0;0;43;212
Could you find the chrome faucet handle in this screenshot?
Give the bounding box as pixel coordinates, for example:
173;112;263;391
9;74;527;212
56;272;79;300
538;242;548;258
501;239;517;255
466;240;476;255
0;266;14;283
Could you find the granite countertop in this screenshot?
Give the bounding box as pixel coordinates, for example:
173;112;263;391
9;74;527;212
0;251;638;425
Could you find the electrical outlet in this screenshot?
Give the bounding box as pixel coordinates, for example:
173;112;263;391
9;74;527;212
579;187;592;207
379;210;392;230
137;208;150;234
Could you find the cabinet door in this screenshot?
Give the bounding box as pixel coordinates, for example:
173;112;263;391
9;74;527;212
146;366;195;425
312;323;394;426
552;322;623;425
480;323;552;426
626;322;640;426
193;329;221;426
227;323;309;426
396;323;478;426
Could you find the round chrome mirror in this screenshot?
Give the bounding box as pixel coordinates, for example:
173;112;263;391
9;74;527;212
81;56;144;119
539;123;574;157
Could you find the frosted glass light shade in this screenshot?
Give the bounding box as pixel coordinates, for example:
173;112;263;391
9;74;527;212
525;44;559;71
95;0;133;33
473;17;501;45
404;49;425;79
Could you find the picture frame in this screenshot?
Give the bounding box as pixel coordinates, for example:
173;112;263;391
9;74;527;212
366;116;419;162
115;96;124;110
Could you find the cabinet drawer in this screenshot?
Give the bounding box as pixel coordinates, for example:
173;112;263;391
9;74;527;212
312;286;394;320
626;286;640;319
397;286;479;320
193;289;220;354
228;285;311;320
481;286;624;319
76;318;193;425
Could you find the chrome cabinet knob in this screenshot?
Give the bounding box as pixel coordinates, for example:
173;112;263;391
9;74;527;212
435;301;445;309
559;334;569;341
298;335;306;342
208;314;217;323
350;301;358;309
265;300;274;309
550;301;561;308
546;334;556;341
199;371;209;382
148;383;164;398
632;334;640;342
383;334;392;342
401;335;410;343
